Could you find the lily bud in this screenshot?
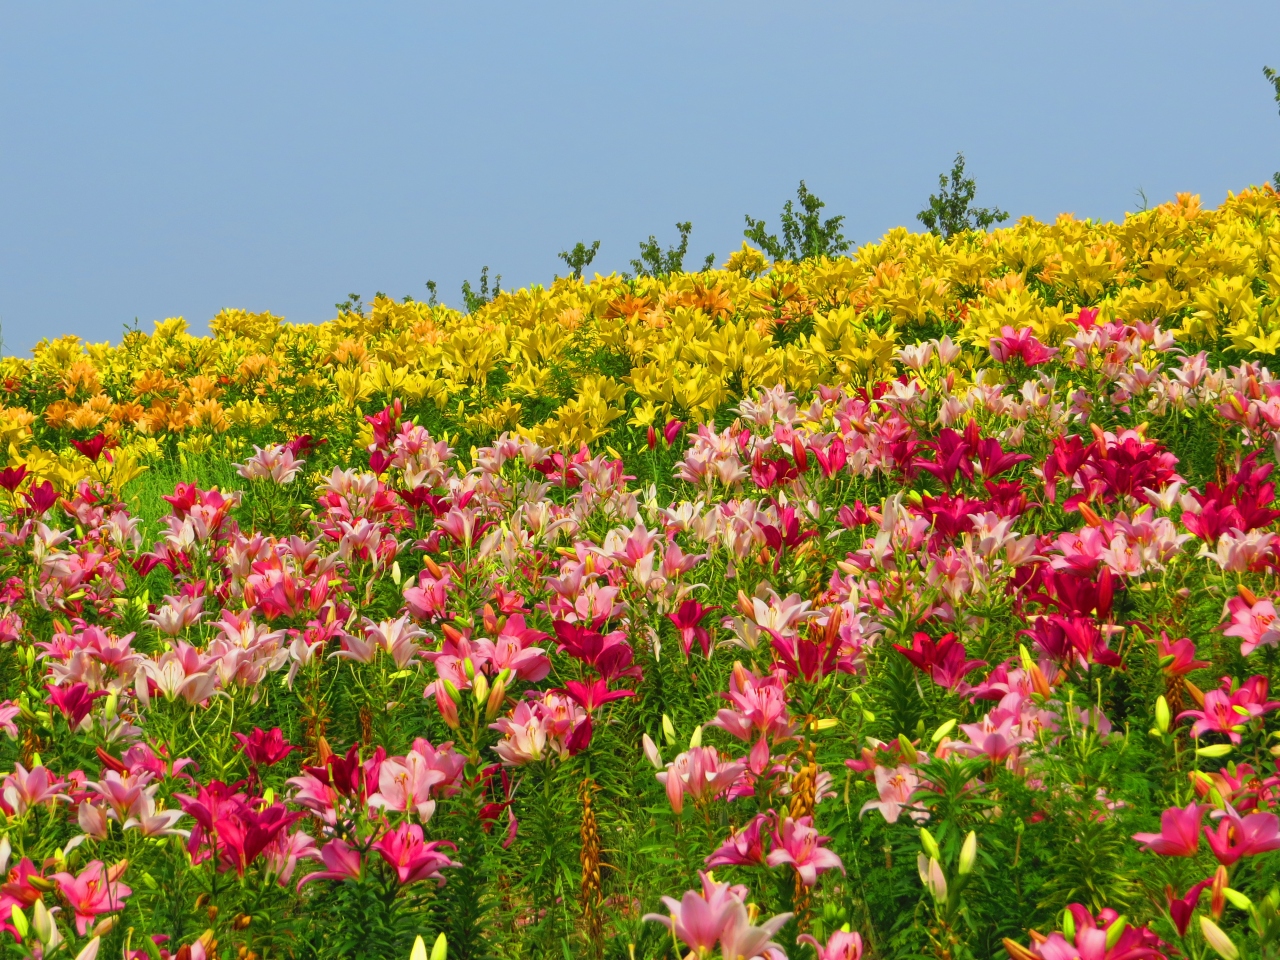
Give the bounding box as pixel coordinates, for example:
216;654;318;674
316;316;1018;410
411;935;428;960
1002;939;1037;960
462;658;475;681
897;733;919;765
919;828;941;861
472;673;490;706
1154;695;1170;734
434;684;460;730
1061;909;1075;944
1210;865;1228;920
9;906;28;939
484;676;507;721
930;719;957;744
662;713;677;747
1199;917;1239;960
90;915;117;938
958;831;977;875
917;853;947;902
1104;916;1127;950
1196;743;1233;758
430;932;448;960
641;733;664;770
32;899;59;947
441;679;462;704
73;938;102;960
104;691;118;723
1028;662;1053;699
689;725;703;749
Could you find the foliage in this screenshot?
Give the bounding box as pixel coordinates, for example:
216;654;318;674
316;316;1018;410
461;267;502;314
628;221;714;278
558;241;601;280
744;180;852;263
917;152;1009;239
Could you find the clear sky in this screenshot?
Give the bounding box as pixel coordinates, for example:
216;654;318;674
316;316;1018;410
2;2;1279;356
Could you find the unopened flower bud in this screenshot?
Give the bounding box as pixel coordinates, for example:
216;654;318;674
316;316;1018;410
1061;909;1075;944
930;719;957;744
958;830;977;875
484;676;507;721
1211;865;1228;920
1154;695;1170;734
898;733;919;765
434;684;460;730
1199;917;1239;960
1104;915;1127;950
473;673;490;706
919;827;941;861
430;932;448;960
689;725;703;749
662;714;676;747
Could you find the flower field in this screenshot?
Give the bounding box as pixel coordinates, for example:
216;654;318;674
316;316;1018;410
3;185;1280;960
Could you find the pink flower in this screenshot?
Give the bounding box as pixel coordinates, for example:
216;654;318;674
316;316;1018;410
297;838;363;889
372;822;459;886
1222;595;1280;656
2;763;70;814
1132;802;1203;856
857;764;925;825
705;813;771;868
368;752;446;820
667;599;719;658
765;816;845;887
0;700;18;740
1177;675;1280;743
1203;805;1280;866
46;682;107;729
51;860;131;935
708;662;797;744
798;929;865;960
642;871;753;956
234;727;297;767
656;747;746;814
718;900;793;960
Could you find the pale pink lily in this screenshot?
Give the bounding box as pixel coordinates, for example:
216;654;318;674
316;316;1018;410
368;752;446;820
656;747;746;814
1222;594;1280;656
858;764;926;824
642;871;752;957
2;763;70;814
0;700;17;739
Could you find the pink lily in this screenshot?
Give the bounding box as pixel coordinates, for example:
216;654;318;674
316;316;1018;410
766;816;845;887
51;859;131;935
705;813;771;868
297;838;363;889
798;929;865;960
1132;802;1203;856
1204;805;1280;866
372;822;459;886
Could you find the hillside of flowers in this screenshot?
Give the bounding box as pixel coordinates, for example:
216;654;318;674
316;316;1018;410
3;185;1280;960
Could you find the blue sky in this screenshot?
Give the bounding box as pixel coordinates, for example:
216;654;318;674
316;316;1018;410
2;1;1279;356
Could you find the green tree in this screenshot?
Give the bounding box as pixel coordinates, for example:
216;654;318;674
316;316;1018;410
743;180;851;262
557;240;601;279
917;152;1009;239
461;266;501;313
628;222;714;277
